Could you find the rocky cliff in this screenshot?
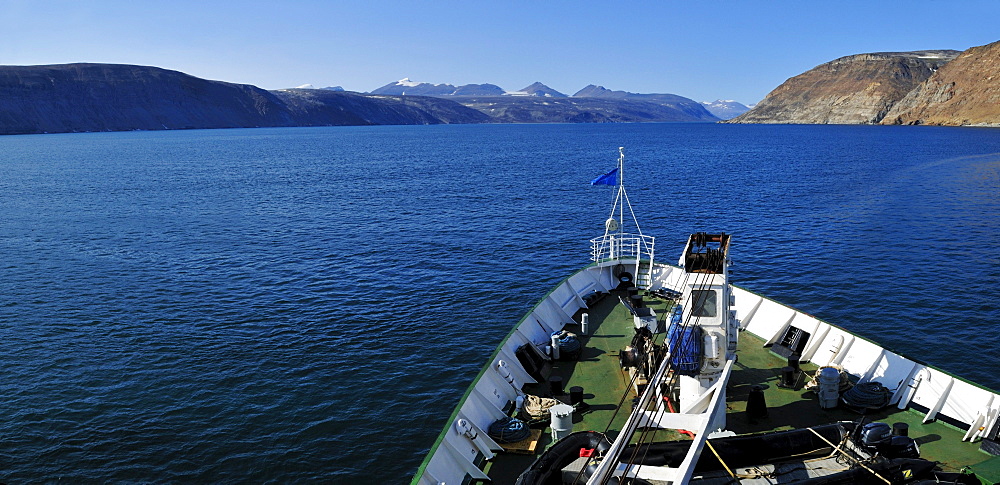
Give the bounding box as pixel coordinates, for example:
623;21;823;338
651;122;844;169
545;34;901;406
728;51;959;124
881;41;1000;126
0;63;296;134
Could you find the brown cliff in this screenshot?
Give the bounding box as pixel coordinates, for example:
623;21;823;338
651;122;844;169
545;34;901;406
728;51;959;124
882;40;1000;126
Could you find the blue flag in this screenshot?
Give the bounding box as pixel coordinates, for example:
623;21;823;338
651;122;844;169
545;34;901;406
590;168;618;186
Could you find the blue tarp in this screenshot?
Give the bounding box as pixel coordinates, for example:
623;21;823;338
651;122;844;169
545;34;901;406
667;324;702;376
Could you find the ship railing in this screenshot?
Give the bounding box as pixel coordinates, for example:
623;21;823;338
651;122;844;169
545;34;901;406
590;233;655;262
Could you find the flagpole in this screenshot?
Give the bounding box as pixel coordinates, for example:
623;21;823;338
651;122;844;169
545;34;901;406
618;147;624;236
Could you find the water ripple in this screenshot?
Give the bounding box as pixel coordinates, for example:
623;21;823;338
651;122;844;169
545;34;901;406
0;125;997;481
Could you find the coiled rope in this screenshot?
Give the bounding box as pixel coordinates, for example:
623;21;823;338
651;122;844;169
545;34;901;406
488;416;531;444
552;331;582;359
841;381;891;410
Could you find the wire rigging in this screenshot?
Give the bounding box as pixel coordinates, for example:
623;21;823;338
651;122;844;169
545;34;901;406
608;236;731;484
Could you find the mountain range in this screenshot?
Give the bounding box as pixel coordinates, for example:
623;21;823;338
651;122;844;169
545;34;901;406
701;100;751;120
7;38;994;136
371;79;507;97
371;79;574;97
369;80;719;122
0;64;493;135
0;66;722;135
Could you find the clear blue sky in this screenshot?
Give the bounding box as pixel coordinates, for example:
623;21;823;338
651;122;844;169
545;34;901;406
2;0;998;105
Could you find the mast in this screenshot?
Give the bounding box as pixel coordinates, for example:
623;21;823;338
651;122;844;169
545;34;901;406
618;147;624;240
591;148;654;285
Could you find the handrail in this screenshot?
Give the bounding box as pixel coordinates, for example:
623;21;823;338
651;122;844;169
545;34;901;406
590;232;655;262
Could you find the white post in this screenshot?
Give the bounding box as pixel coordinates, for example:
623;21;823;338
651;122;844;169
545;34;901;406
618;147;624;239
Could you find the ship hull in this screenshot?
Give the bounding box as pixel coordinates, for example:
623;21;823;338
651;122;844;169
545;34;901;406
412;260;1000;484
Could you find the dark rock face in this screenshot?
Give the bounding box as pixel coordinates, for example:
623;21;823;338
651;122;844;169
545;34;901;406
515;82;568;97
454;96;715;123
369;79;457;96
0;63;295;134
369;79;505;96
273;89;491;125
0;65;491;135
727;50;960;124
451;84;506;96
572;85;617;98
365;79;716;121
572;85;719;121
0;63;726;135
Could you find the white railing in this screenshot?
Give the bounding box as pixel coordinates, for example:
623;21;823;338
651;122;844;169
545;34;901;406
590;233;655;262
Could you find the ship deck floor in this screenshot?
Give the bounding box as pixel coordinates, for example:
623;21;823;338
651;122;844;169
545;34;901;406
483;291;1000;484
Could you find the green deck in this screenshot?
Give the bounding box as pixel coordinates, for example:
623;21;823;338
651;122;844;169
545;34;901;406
482;291;1000;484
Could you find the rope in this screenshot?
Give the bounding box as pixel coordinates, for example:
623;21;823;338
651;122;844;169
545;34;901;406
805;427;891;485
487;416;531;444
704;439;737;482
841;381;891;409
520;394;560;422
552;330;582;359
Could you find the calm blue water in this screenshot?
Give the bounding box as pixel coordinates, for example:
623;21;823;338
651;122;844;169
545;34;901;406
0;123;997;481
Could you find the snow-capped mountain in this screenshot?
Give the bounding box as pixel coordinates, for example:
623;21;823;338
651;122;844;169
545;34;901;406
701;99;751;120
370;78;505;96
289;84;344;91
